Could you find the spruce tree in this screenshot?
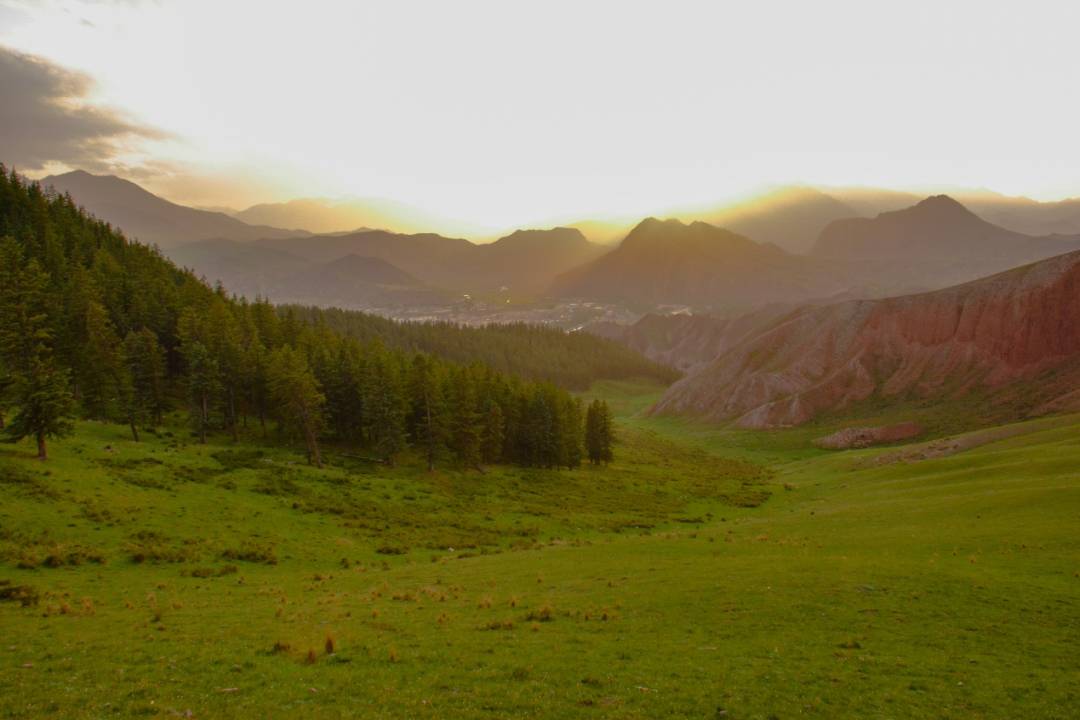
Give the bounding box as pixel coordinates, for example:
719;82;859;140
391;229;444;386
183;341;220;444
481;401;505;464
267;346;326;468
560;395;584;469
585;399;614;465
448;368;483;469
120;328;167;439
364;342;407;465
80;300;123;420
409;354;449;471
0;238;74;459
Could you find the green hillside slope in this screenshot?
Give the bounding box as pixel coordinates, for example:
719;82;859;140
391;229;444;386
2;399;1077;718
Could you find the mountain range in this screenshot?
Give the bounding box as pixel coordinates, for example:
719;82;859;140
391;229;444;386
558;198;1080;311
40;170;307;247
31;167;1080;432
550;218;846;311
36;168;1080;331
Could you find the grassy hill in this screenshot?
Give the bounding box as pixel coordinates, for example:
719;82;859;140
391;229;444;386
2;385;1077;718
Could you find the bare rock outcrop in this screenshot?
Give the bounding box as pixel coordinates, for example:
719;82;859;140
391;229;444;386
651;249;1080;428
813;422;922;450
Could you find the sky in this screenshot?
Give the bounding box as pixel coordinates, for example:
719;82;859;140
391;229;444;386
2;0;1079;235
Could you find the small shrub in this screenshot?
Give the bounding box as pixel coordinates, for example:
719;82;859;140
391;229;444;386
525;604;554;622
221;543;277;565
0;584;40;607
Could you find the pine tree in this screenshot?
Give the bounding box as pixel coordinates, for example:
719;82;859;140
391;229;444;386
409;354;449;471
585;399;615;465
559;395;584;469
121;328;167;440
362;343;407;465
183;341;220;444
80;300;123;420
481;401;505;464
0;237;74;459
447;368;484;469
267;346;326;468
205;299;244;440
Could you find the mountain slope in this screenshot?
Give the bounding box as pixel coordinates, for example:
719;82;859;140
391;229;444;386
166;239;309;298
469;227;608;293
40;170;306;247
551;218;844;310
651;250;1080;428
275;254;451;308
586;305;795;372
812;195;1080;292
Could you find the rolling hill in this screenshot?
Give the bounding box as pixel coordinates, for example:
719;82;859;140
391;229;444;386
651;249;1080;428
39;170;306;247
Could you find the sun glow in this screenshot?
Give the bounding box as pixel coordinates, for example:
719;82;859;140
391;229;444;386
3;0;1080;236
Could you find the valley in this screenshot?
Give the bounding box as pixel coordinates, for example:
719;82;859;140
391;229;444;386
5;7;1080;718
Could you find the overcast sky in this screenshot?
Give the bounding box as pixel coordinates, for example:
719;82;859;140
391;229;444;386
2;0;1079;233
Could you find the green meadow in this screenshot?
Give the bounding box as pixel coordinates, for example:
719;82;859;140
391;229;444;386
1;382;1078;719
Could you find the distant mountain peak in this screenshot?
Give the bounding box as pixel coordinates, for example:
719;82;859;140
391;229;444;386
908;194;975;218
496;226;590;247
39;169;306;247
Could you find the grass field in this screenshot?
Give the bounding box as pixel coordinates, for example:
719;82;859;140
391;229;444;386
1;384;1078;718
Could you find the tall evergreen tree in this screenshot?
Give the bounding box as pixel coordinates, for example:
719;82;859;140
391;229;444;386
409;354;449;471
559;395;584;469
585;399;615;465
120;328;167;439
447;368;484;469
365;347;407;465
80;300;123;419
0;238;74;459
481;401;505;465
183;341;220;444
267;346;326;468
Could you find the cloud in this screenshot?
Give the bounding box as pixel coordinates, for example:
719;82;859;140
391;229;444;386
0;44;165;174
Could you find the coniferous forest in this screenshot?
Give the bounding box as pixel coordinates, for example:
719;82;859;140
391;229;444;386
0;167;616;468
283;306;679;390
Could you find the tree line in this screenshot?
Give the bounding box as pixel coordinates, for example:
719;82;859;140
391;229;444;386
0;166;615;467
285;305;679;390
